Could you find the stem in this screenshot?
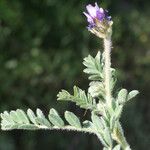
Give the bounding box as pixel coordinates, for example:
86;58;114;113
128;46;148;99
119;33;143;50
103;35;132;150
104;36;112;108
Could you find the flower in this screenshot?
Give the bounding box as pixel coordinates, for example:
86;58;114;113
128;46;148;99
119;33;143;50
83;2;113;38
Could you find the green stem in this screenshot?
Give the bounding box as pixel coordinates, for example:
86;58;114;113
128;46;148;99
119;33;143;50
103;35;132;150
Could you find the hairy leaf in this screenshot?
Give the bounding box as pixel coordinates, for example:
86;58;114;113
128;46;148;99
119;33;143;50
113;145;121;150
65;111;81;128
57;86;96;110
48;108;64;127
16;109;30;124
83;51;103;81
91;113;104;132
127;90;139;101
27;109;37;125
103;127;113;147
117;89;128;104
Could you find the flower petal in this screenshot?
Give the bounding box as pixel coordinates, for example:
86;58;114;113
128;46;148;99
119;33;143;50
95;2;100;11
96;10;105;21
86;4;97;17
83;12;94;23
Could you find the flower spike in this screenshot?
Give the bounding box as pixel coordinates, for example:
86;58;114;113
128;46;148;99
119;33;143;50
83;2;113;38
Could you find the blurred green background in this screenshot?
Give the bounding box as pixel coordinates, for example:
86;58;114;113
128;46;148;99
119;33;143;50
0;0;149;150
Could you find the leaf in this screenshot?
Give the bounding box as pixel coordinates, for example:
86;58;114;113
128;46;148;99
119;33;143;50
113;145;121;150
65;111;81;128
57;86;96;110
91;113;112;147
48;108;64;127
1;111;15;126
96;134;109;148
110;115;116;130
91;113;104;132
125;147;132;150
35;109;51;127
113;122;125;146
27;109;37;125
127;90;139;101
57;90;70;101
103;127;113;147
35;118;51;127
16;109;30;124
117;89;128;104
110;69;117;91
114;105;123;120
1;109;94;133
10;111;21;123
88;81;105;98
36;108;45;118
83;52;103;81
82;120;93;129
83;51;116;83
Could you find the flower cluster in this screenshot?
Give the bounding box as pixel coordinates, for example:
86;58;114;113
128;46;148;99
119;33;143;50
83;2;113;38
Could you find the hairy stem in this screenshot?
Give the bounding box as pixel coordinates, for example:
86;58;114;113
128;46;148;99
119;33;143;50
2;124;95;135
103;35;132;150
104;36;112;108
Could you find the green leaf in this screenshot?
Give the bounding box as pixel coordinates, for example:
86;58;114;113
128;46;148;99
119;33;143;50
91;113;104;132
65;111;81;128
48;108;64;127
36;108;45;118
96;134;109;148
82;120;93;129
117;89;128;104
83;52;103;81
10;111;21;123
35;117;51;127
57;90;70;101
110;69;117;91
114;105;123;120
1;108;97;133
88;81;105;98
127;90;139;101
27;109;37;125
103;127;112;147
35;109;51;127
125;147;132;150
16;109;30;124
91;113;112;147
113;145;121;150
110;115;116;130
57;86;96;110
1;111;15;126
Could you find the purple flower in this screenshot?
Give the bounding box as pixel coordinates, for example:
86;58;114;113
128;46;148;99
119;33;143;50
83;2;111;30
